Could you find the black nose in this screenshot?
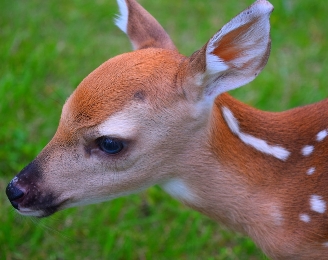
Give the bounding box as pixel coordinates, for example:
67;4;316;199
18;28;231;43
6;182;25;210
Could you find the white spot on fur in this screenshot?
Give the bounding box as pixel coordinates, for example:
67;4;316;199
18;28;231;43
222;107;290;161
270;205;284;226
302;145;314;156
310;195;326;214
317;129;328;142
161;179;195;203
115;0;128;34
323;242;328;247
222;107;240;134
299;213;311;223
307;167;315;176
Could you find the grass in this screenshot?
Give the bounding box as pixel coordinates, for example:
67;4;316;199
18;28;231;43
1;0;328;259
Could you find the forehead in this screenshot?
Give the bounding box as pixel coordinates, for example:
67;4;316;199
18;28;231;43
61;48;184;130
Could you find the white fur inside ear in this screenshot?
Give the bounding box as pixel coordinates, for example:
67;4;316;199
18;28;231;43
206;53;229;75
115;0;129;34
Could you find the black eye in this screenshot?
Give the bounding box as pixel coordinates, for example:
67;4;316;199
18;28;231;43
97;137;124;155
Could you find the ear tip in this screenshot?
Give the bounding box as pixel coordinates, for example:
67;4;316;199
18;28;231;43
253;0;274;14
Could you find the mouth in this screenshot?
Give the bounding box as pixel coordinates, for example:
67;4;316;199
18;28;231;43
17;208;46;217
16;199;69;218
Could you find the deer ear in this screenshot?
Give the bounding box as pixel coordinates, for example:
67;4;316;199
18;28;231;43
186;0;273;103
115;0;177;51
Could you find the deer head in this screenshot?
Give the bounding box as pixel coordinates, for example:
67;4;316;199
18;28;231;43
6;0;273;248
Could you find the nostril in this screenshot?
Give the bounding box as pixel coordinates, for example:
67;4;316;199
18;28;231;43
6;183;25;203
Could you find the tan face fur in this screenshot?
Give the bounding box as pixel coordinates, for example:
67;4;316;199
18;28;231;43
26;48;201;215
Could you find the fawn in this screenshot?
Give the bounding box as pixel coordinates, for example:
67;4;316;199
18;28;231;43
6;0;328;258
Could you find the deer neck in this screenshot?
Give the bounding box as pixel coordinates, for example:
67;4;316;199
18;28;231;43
201;94;288;230
162;94;286;233
162;93;328;255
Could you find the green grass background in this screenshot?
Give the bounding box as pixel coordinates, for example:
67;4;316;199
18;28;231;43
1;0;328;259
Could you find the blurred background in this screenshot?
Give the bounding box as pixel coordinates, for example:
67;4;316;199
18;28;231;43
1;0;328;259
